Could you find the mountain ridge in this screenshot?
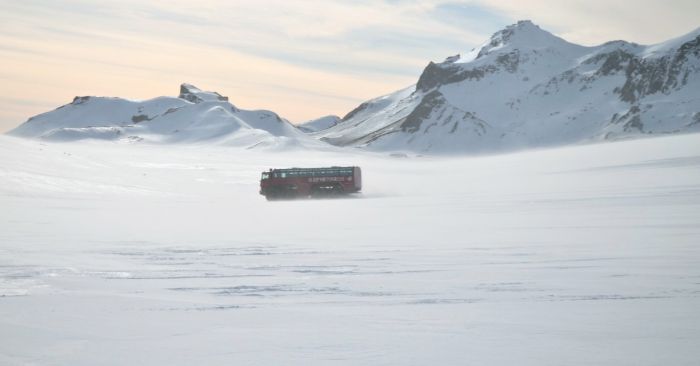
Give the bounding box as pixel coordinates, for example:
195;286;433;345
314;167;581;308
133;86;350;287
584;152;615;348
7;21;700;154
8;84;324;150
312;20;700;153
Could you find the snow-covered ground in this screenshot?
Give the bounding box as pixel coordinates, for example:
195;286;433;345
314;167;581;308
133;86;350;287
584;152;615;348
1;134;699;365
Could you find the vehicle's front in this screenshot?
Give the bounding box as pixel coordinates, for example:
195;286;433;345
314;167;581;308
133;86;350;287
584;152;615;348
259;171;271;195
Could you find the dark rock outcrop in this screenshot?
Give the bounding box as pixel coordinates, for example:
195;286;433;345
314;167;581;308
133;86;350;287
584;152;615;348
400;90;447;132
178;83;229;103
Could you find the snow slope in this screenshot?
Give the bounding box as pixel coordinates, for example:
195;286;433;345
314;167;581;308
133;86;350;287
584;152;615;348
7;84;323;150
296;115;341;133
315;21;700;153
1;133;699;365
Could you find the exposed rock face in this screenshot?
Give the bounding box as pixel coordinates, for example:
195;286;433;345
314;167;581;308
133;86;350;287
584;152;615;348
313;21;700;154
416;51;521;93
178;83;229;103
400;91;446;132
72;96;91;105
611;105;644;132
444;54;461;63
615;36;700;103
341;101;371;121
415;63;459;92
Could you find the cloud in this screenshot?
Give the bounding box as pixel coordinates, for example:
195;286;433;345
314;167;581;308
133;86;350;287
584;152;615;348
474;0;700;45
1;0;698;132
432;2;513;34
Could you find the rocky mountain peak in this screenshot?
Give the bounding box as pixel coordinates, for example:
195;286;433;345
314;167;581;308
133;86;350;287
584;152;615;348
178;83;229;103
477;20;575;58
316;21;700;154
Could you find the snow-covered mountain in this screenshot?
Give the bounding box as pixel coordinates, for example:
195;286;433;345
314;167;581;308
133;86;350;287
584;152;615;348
8;84;320;150
314;20;700;153
296;115;341;133
8;22;700;155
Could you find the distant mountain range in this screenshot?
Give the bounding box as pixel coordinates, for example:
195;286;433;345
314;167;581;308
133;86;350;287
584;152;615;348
8;21;700;154
313;20;700;153
7;84;322;150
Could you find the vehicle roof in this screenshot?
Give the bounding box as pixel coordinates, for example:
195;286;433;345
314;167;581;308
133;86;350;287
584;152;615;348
271;166;356;172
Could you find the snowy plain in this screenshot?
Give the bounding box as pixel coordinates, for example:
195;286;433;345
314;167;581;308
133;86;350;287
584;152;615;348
1;134;699;365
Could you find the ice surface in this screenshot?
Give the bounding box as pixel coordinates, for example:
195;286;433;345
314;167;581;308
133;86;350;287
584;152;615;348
1;134;699;365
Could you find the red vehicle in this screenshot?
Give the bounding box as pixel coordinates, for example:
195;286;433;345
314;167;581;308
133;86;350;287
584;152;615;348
260;166;361;200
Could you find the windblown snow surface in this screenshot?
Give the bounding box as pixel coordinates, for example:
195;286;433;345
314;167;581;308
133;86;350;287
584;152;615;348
1;134;699;365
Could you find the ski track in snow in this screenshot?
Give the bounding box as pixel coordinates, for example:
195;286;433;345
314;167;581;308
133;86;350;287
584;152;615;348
1;134;700;365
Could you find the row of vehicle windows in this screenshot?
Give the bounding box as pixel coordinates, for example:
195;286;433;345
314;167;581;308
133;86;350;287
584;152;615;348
270;169;353;178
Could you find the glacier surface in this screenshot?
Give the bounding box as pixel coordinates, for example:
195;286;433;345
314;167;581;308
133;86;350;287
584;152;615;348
1;133;699;365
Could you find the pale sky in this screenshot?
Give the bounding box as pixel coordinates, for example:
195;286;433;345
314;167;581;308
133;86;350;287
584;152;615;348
1;0;698;132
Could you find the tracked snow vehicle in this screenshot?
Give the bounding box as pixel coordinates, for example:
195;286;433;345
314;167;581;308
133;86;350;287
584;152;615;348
260;166;361;200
